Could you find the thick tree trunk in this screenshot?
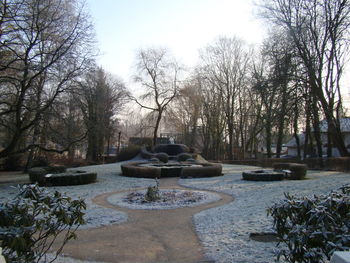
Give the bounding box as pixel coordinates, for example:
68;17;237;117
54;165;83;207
153;110;162;146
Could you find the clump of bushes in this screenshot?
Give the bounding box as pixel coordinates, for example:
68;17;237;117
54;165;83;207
0;184;86;263
155;152;168;163
289;164;307;180
268;185;350;263
117;145;141;161
28;165;67;185
273;163;307;180
177;153;192;162
273;163;291;171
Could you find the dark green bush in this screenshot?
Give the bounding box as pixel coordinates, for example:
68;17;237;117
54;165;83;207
28;166;67;185
181;163;222;178
121;162;161;178
117;145;141;161
140;146;154;159
44;171;97;186
0;184;86;263
177;153;192;162
268;185;350;263
273;163;291;171
289;164;307;180
155;152;169;163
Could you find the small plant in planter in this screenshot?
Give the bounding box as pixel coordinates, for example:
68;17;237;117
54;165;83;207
144;178;160;202
268;185;350;263
0;184;86;263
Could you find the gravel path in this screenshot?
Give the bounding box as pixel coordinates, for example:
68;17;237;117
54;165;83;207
1;162;350;262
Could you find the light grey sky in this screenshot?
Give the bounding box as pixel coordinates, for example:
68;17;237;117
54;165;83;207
86;0;265;83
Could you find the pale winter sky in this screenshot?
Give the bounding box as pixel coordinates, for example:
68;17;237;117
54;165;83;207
86;0;266;84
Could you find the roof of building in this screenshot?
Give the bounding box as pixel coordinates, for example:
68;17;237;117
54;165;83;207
285;133;306;148
319;117;350;132
286;117;350;147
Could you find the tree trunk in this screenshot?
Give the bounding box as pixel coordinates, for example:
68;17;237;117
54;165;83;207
265;119;272;158
327;116;348;156
293;104;301;159
153;110;162;146
227;124;234;160
311;96;324;167
327;127;332;157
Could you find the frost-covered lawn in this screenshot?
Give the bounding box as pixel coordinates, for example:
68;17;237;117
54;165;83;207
179;165;350;263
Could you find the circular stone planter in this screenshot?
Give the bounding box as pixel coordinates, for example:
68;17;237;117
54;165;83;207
121;162;222;178
242;170;285;181
107;189;221;210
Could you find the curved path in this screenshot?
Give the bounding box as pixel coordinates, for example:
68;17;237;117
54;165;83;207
56;178;233;263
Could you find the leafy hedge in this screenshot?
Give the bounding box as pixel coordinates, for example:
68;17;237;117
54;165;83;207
117;145;141;161
268;185;350;263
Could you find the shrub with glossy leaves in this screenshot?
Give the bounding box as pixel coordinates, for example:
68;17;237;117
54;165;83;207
268;185;350;263
0;184;86;263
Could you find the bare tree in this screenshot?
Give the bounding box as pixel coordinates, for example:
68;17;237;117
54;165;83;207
260;0;350;156
165;78;202;148
199;37;251;159
0;0;95;158
132;47;181;146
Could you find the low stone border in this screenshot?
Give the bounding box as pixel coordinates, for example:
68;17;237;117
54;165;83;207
242;170;285;181
121;162;222;178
